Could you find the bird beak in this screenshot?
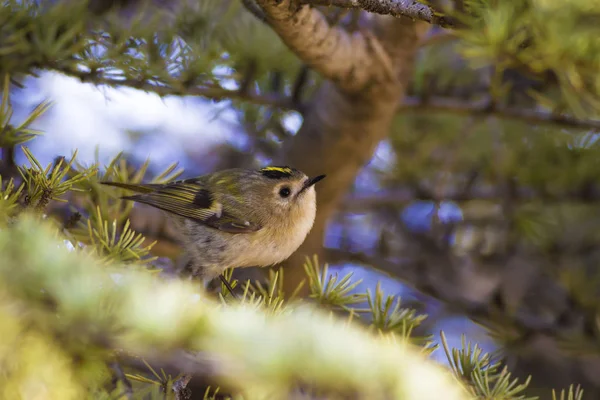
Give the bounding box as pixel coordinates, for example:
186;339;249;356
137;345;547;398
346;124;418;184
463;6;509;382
300;174;326;194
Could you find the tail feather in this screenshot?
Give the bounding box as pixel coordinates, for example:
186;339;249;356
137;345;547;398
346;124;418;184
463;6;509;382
100;181;159;194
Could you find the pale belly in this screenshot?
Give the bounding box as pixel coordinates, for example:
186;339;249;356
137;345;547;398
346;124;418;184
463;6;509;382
225;227;308;269
174;196;316;279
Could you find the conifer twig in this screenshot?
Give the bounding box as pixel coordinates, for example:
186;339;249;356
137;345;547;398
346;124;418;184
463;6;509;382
45;65;299;111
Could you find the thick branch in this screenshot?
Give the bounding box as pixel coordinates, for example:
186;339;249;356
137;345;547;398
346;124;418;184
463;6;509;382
254;0;394;94
305;0;458;28
399;96;600;132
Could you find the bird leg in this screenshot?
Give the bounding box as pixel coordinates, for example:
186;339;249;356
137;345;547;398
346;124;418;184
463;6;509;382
219;274;238;299
176;254;238;299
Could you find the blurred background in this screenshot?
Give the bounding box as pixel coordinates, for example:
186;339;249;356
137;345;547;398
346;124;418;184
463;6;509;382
3;0;600;397
11;68;493;359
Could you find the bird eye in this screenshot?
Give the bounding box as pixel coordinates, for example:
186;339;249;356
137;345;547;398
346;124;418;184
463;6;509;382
279;186;291;198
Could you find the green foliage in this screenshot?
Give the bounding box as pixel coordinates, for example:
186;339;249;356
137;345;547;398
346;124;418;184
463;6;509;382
0;175;23;221
392;0;600;273
0;0;305;154
0;0;596;397
304;255;367;310
366;282;435;350
76;206;157;265
0;82;582;397
553;385;584;400
0;83;545;397
0;74;51;147
238;269;289;315
441;332;534;399
457;0;600;117
0;87;591;399
0;0;301;99
18;146;96;209
0;76;467;397
125;360;188;399
0;214;470;400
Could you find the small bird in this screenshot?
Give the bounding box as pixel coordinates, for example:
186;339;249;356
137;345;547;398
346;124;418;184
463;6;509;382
102;166;325;289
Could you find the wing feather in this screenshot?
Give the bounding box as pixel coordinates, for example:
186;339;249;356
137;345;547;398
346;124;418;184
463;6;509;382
102;179;261;233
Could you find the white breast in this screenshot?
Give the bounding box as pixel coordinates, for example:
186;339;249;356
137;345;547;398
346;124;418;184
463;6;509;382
228;188;317;268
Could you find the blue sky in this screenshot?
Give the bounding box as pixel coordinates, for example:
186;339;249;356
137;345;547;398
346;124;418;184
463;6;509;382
12;71;240;168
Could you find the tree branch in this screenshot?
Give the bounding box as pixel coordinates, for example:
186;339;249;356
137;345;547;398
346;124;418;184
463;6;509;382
45;65;299;111
399;96;600;132
254;0;396;94
341;184;600;212
305;0;458;28
56;60;600;131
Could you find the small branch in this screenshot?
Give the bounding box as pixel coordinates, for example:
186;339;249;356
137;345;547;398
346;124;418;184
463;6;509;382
304;0;458;28
241;0;268;22
172;374;192;400
62;211;82;230
291;65;311;109
104;79;295;109
46;65;299;111
109;361;133;399
238;59;259;96
399;96;600;132
341;184;600;211
0;145;18;179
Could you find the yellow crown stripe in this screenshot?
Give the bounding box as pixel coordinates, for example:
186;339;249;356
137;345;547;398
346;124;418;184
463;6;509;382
260;166;293;174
